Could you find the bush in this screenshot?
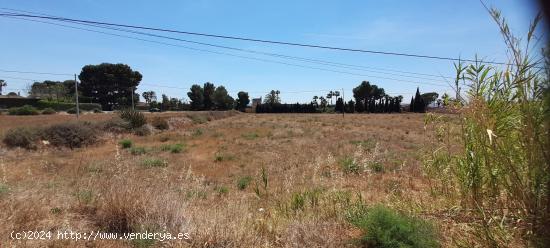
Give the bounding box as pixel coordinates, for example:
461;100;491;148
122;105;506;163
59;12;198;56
151;117;169;130
347;204;439;248
133;126;151;136
129;147;147;155
42;122;98;149
41;108;56;115
100;117;129;133
237;176;252;190
92;108;103;113
119;139;132;149
119;109;146;129
8;105;39;115
2;127;41;149
160;143;185;153
67;107;77;114
141;158;167;168
340;156;360;174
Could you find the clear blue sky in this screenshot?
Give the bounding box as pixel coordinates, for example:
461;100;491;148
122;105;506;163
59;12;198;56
0;0;544;103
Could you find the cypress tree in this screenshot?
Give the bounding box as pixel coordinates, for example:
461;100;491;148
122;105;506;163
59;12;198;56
410;97;414;112
414;87;424;112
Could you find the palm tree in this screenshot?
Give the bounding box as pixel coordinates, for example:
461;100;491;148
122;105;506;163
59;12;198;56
0;80;6;95
327;91;333;105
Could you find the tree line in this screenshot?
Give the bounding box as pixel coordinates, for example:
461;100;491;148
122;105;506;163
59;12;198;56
6;63;447;113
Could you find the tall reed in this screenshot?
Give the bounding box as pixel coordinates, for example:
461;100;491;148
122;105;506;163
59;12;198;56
425;7;549;247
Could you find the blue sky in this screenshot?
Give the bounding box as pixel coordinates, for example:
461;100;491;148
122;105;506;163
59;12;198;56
0;0;544;103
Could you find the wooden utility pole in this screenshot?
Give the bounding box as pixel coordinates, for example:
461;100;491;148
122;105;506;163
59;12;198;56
342;88;345;119
74;74;79;119
131;86;135;110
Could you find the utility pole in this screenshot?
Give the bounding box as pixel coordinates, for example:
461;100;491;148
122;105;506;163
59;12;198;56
341;88;345;119
131;86;135;110
74;74;79;119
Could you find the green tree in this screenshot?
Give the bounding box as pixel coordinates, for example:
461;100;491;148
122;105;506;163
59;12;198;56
0;80;6;95
142;91;156;104
78;63;142;110
413;87;425;113
235;91;250;111
264;90;281;105
421;92;439;107
187;84;204;110
213;86;234;110
203;82;215;110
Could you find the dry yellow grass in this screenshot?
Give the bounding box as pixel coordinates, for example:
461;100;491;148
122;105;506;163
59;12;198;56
0;112;478;247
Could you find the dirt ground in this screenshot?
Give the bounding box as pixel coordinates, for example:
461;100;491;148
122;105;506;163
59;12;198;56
0;112;459;247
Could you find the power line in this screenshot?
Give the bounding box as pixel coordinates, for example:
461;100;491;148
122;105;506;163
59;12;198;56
0;8;456;81
0;15;448;87
0;11;518;66
0;69;72;76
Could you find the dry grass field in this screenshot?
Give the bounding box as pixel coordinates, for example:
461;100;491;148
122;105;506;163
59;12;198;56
0;111;467;247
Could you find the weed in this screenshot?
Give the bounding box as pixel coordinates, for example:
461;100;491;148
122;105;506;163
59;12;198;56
75;190;93;204
237;176;252;190
151;117;169;130
214;152;234;162
119;139;133;149
129;147;147;155
50;207;62;215
42;122;98;149
2;127;41;149
242;132;259;140
192;128;203;137
141;158;167;168
340;156;360;174
347;204;439;248
160;143;185;153
0;183;9;195
214;185;229;195
119;109;146;129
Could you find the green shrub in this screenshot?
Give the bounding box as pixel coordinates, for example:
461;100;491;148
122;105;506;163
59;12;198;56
2;127;41;149
141;158;167;167
8;105;39;115
119;139;133;149
290;193;306;211
160;143;185;153
129;147;147;155
214;185;229;195
347;204;439;248
41;108;56;115
371;162;385;173
151;117;169;130
119;109;146;129
237;176;252;190
340;156;360;174
92;108;103;113
42;122;97;149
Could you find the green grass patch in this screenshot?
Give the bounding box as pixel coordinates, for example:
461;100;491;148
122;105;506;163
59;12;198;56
129;147;147;155
160;143;186;153
236;176;252;190
340;156;360;174
347;204;439;248
141;158;167;168
119;139;133;149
